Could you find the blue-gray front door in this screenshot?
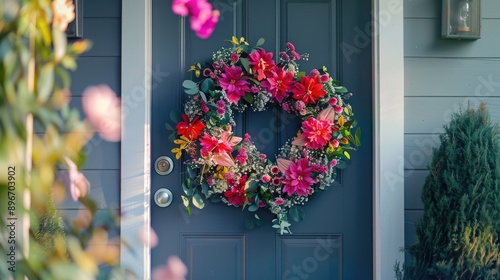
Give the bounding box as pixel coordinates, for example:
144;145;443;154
151;0;373;279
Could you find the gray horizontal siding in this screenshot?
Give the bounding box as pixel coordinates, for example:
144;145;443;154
403;0;500;257
56;0;122;246
405;19;500;58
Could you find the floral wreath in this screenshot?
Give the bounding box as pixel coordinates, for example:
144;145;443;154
168;37;360;234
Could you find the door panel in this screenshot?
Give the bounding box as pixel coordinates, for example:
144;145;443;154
151;0;372;279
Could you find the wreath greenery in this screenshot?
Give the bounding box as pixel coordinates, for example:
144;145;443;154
168;37;360;234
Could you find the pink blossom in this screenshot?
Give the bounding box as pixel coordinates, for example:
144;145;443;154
258;200;266;207
224;175;248;206
230;53;239;63
172;0;220;39
259;154;267;161
331;139;340;148
328;97;338;106
247;49;275;81
271;166;280;175
320;74;330;83
275;197;285;206
244;133;251;142
311;164;328;174
219;65;250;104
201;100;209;113
282;103;290;112
138;226;159;248
261;174;271;183
301;117;333;150
62;157;90;202
291;51;300;60
282;158;314;197
172;0;190;16
224;172;234;181
216;100;226;108
261;67;294;103
334;105;343;114
199;131;241;166
235;148;248;165
272;177;282;186
250;85;260;93
279;52;290;61
152;256;188;280
330;159;338;167
309;69;320;77
82;85;121;142
286;42;295;51
216;108;225;115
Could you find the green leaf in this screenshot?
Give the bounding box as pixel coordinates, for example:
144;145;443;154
245;179;259;193
192;193;205;209
255;38;265;47
289;205;305;223
210;196;222;203
355;127;361;147
184;87;199;95
38;63;55;102
242;93;254;103
181;195;190;207
201;182;209;197
182;80;197;89
248;204;259;212
334;86;348;93
245;218;255;230
296;71;306;80
55;66;71;89
165;122;174;131
187;165;196;179
200;78;215;93
182;180;193;196
199;90;207;103
240;57;251;74
170;110;182;123
186;206;191;215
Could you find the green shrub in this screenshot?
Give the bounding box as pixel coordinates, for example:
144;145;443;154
397;103;500;279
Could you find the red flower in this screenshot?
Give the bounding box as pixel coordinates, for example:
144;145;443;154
176;114;205;140
199;131;242;166
247;49;275;81
224;175;248;206
291;75;326;105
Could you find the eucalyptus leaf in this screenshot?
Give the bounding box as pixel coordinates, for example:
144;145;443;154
245;179;259;193
182;80;197;89
170;110;181;123
192;193;205;209
355;127;361;147
201;182;209;197
199;90;207;103
289;205;305;223
182;181;193;196
248;204;259;212
184;87;199;95
200;78;215;93
334;86;348;93
245;218;255;230
255;38;265;47
165;122;174;131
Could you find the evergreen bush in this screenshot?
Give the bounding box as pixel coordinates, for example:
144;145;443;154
397;102;500;279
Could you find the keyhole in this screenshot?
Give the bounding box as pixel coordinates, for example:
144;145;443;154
154;156;174;175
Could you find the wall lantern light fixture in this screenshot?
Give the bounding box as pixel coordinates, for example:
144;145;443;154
442;0;481;39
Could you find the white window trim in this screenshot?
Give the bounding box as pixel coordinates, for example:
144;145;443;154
120;0;405;279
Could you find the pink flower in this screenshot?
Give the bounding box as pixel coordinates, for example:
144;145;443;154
331;139;340;148
311;164;327;174
261;174;271;183
286;42;295;51
271;166;280;175
219;65;250;103
230;53;239;63
199;131;241;166
62;157;90;202
235;148;248;165
138;226;159;248
334;105;343;114
328;97;338;106
291;51;300;60
320;74;330;83
282;103;290;112
201;100;209;113
330;159;338;167
247;49;275;81
279;52;290;61
275;197;285;206
172;0;190;16
282;158;314;197
259;154;267;161
216;100;226;108
152;256;188;280
216;108;225;115
300;117;333;150
82;85;121;142
258;200;266;207
172;0;220;39
272;177;282;186
309;69;320;77
51;0;75;31
244;133;251;142
261;67;294;103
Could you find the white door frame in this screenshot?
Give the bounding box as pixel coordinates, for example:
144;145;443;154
119;0;405;279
